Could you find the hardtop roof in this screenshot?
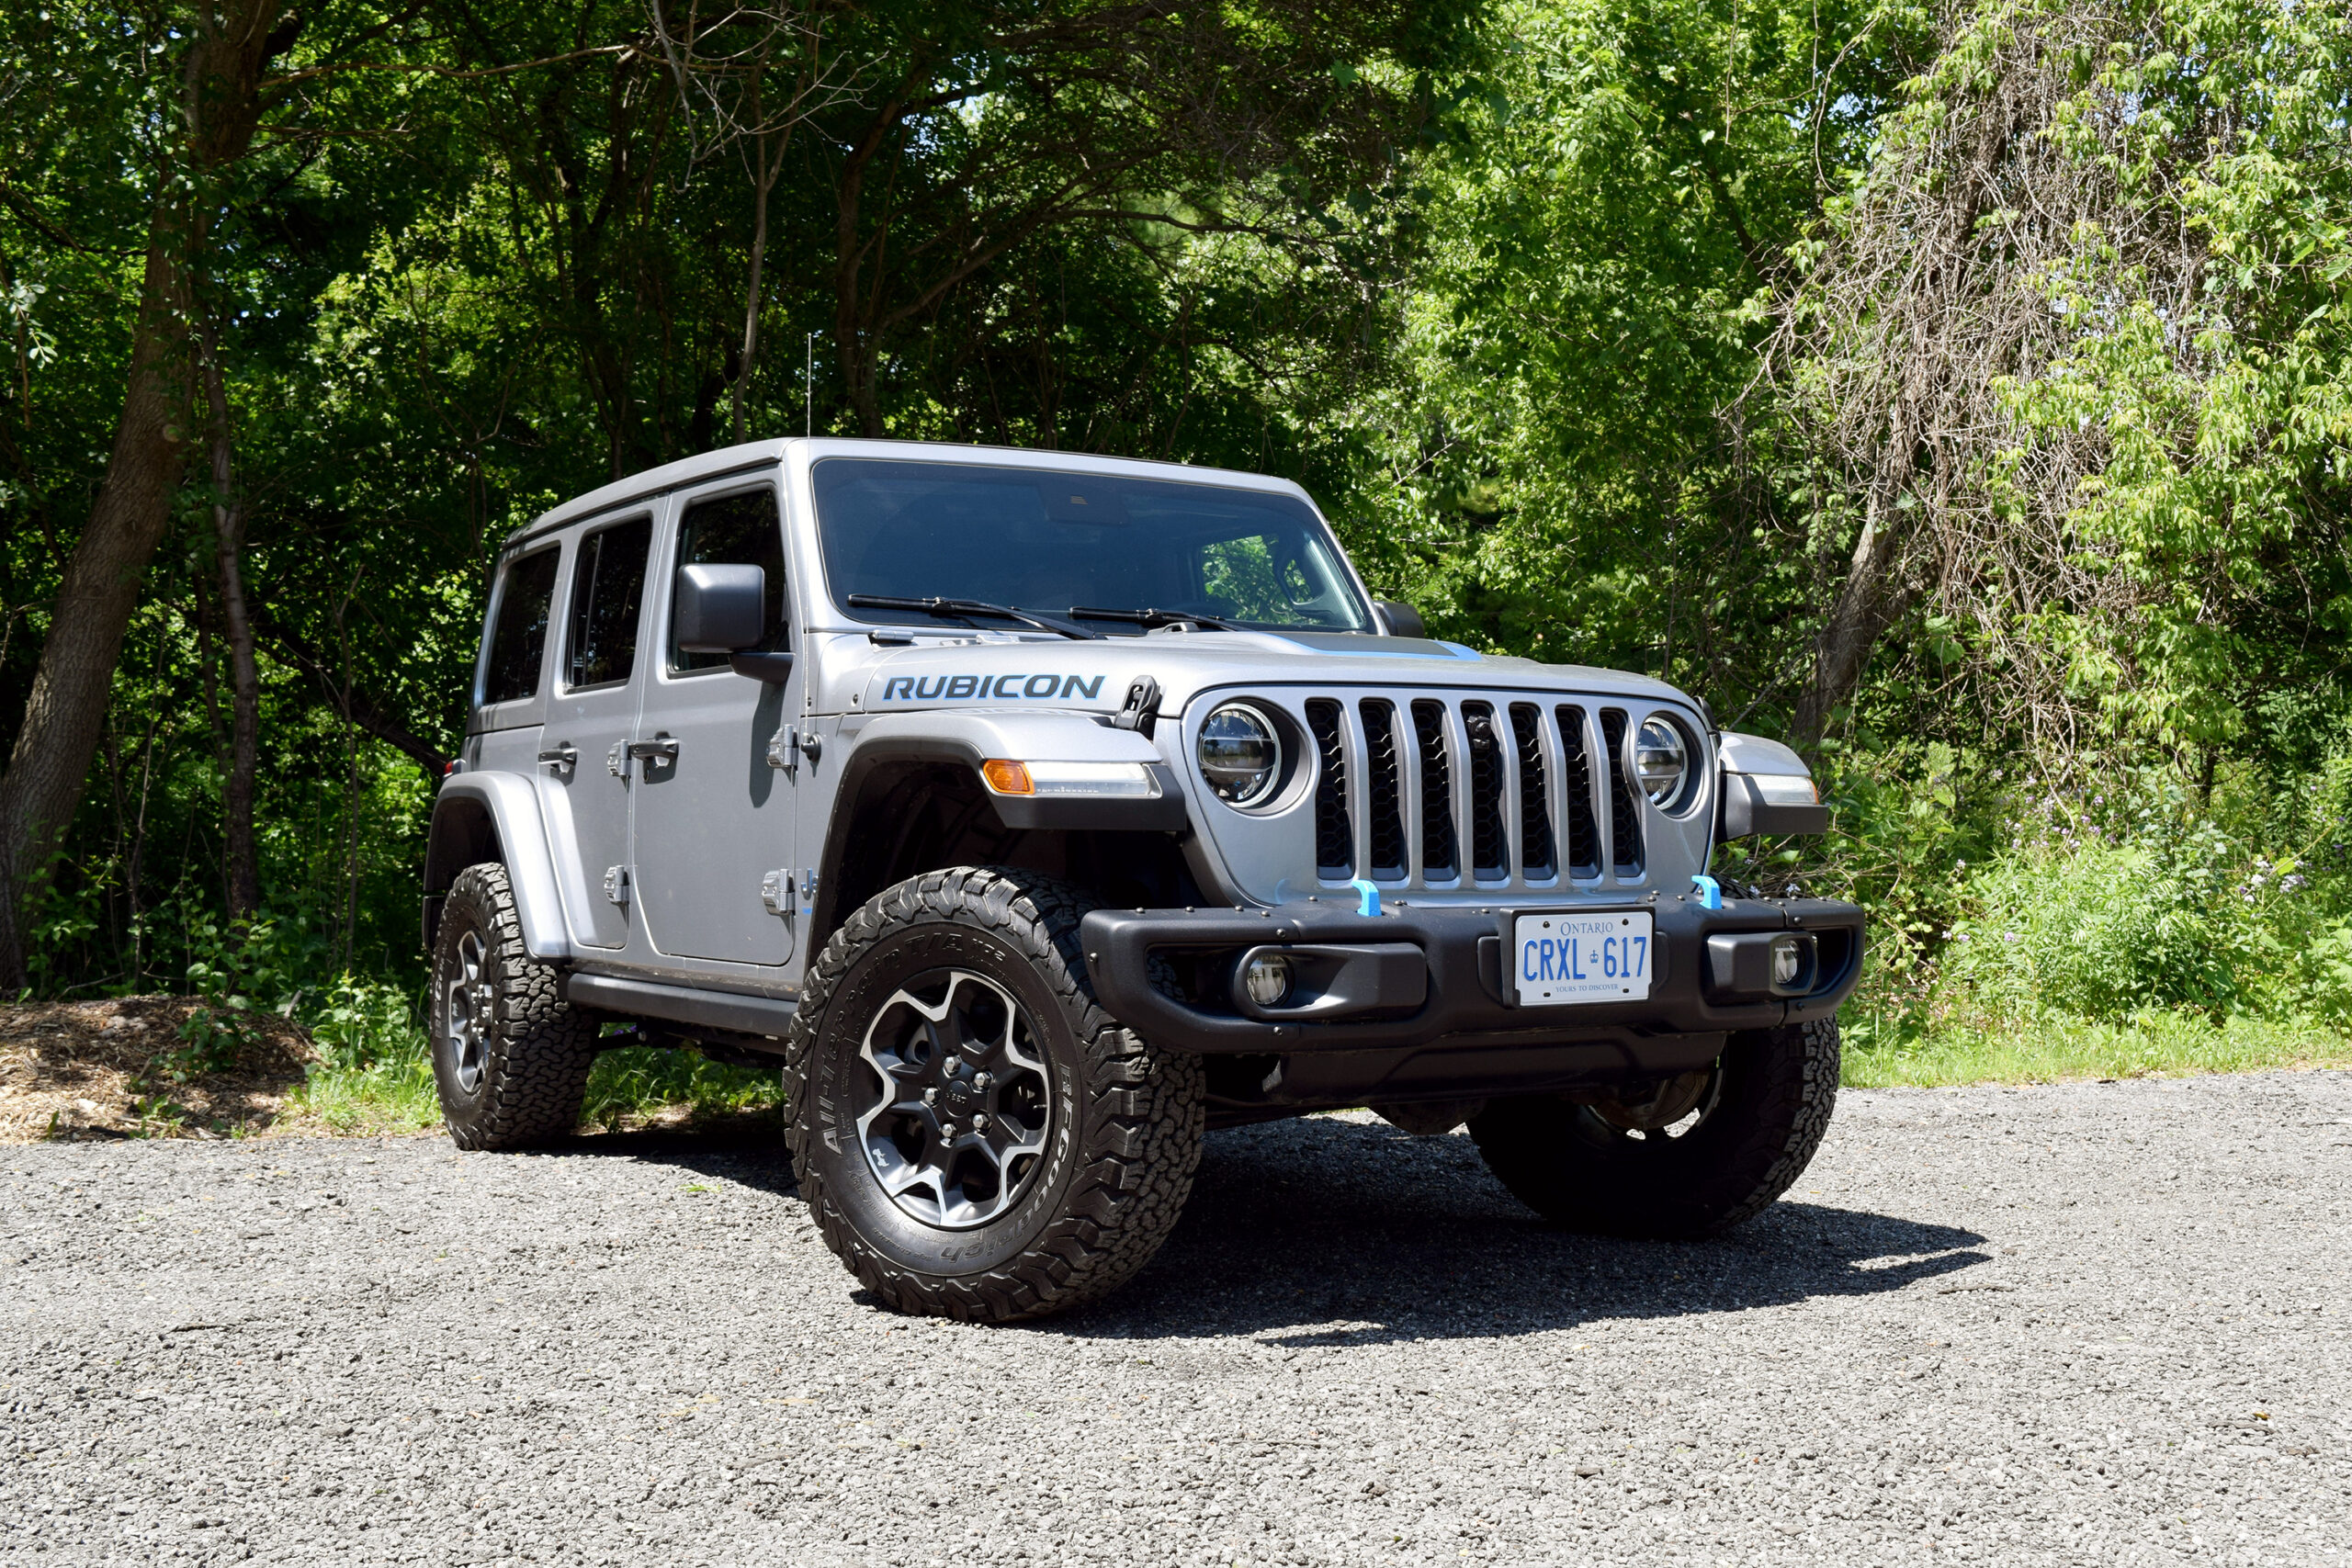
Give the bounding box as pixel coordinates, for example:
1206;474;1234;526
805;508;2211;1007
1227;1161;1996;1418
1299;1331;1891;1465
499;438;1316;553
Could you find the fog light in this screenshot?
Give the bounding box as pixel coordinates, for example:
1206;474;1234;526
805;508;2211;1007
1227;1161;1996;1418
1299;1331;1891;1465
1242;953;1293;1008
1770;933;1816;995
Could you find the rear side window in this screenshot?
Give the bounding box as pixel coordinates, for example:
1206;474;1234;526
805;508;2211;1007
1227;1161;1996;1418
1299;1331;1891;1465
481;546;560;705
670;487;787;673
564;516;652;689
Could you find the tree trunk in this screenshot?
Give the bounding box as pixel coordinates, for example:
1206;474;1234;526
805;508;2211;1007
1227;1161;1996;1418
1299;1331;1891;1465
832;109;895;438
1790;491;1912;749
731;130;785;443
0;3;285;984
202;325;260;919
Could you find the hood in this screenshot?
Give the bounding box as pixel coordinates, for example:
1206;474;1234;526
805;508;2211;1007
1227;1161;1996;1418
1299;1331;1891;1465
814;626;1698;721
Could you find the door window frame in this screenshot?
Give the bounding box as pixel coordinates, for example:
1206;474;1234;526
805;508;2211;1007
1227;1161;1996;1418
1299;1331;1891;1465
560;510;658;695
471;538;565;730
655;475;793;685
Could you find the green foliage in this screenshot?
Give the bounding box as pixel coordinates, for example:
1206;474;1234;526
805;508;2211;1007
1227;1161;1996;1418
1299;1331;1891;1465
169;913;318;1077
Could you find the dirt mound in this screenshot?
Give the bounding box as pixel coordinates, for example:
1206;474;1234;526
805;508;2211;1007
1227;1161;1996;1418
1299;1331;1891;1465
0;997;315;1141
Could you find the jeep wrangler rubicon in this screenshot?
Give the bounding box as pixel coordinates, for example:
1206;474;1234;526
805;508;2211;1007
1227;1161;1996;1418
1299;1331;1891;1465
424;439;1862;1320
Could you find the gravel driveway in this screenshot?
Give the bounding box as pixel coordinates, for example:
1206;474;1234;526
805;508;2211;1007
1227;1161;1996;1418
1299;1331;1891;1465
5;1071;2348;1566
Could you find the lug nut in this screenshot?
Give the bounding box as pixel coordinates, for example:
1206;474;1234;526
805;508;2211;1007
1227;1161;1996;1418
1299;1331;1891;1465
973;1071;992;1090
971;1111;989;1131
922;1088;938;1106
939;1122;957;1139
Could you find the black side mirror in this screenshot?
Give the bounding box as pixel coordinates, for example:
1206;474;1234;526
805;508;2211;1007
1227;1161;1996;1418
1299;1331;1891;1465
1373;599;1426;639
674;564;766;652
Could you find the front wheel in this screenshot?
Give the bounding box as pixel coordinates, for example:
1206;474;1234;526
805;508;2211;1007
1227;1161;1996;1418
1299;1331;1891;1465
1469;1019;1840;1237
784;867;1205;1321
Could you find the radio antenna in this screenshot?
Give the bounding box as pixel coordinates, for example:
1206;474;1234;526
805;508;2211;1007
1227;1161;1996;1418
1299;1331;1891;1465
805;333;816;438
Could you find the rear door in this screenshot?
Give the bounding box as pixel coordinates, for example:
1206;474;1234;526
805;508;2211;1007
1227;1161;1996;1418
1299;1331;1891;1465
537;512;653;949
628;475;799;966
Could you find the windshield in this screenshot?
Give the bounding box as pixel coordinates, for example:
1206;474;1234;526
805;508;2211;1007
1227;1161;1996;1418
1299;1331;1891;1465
811;458;1372;634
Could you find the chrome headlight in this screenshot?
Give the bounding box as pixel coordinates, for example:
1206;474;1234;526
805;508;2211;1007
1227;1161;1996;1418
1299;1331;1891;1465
1199;703;1282;807
1634;716;1690;807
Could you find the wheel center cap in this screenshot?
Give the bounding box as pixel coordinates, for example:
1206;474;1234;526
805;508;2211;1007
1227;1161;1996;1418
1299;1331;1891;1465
943;1080;984;1116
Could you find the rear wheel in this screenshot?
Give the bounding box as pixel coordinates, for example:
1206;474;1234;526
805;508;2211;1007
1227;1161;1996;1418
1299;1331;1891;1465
1468;1019;1839;1237
428;863;597;1150
784;867;1205;1321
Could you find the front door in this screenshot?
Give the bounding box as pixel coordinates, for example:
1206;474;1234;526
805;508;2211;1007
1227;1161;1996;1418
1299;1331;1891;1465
537;512;653;950
629;477;799;966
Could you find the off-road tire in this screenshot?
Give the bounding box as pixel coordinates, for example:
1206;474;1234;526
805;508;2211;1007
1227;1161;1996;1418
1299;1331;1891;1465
1468;1019;1839;1237
784;866;1206;1321
428;863;598;1151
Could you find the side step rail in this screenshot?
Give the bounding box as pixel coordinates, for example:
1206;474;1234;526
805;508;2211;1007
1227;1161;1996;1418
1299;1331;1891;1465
562;972;797;1053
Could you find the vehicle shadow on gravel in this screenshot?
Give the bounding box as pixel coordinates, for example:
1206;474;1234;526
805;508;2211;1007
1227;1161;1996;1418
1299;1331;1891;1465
1071;1115;1990;1346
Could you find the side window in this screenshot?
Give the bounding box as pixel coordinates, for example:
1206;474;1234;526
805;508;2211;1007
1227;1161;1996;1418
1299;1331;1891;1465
481;546;560;705
564;515;652;689
670;487;787;673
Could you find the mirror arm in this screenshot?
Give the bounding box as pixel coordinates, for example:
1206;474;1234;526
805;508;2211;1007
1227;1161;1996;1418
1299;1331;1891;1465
728;650;796;683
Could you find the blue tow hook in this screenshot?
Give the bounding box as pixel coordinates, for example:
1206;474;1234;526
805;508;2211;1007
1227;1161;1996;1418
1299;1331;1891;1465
1349;878;1382;918
1690;874;1723;910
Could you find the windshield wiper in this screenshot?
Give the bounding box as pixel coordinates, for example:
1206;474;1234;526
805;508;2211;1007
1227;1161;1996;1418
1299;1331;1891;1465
845;594;1102;641
1069;605;1239;632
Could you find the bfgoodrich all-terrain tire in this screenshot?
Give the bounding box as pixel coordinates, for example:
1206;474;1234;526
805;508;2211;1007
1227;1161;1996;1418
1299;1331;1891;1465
784;866;1206;1321
1468;1019;1839;1238
428;863;598;1151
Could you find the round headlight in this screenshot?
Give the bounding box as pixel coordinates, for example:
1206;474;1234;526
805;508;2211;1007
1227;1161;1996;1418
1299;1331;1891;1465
1634;716;1690;807
1199;703;1283;807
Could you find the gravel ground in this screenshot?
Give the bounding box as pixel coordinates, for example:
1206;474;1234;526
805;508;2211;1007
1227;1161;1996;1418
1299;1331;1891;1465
5;1071;2349;1567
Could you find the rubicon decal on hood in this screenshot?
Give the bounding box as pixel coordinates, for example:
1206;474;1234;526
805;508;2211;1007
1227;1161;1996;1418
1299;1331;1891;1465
880;673;1107;702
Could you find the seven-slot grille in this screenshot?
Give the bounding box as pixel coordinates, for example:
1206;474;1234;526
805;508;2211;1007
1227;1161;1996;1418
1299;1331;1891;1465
1286;692;1660;889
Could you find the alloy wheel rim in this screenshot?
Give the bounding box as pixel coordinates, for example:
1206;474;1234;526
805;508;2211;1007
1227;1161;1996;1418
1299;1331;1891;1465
854;968;1054;1230
445;930;492;1094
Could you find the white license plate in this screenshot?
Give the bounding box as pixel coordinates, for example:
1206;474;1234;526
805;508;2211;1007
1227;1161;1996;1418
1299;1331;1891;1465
1513;911;1654;1005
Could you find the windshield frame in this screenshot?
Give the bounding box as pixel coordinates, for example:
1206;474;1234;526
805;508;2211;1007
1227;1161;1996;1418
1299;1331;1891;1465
806;455;1375;637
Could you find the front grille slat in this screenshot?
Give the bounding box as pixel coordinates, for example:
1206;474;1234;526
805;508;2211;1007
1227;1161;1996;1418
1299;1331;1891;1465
1599;707;1644;873
1464;702;1509;881
1306;699;1352;879
1410;699;1458;881
1509;704;1555;880
1555;705;1601;876
1361;699;1408;881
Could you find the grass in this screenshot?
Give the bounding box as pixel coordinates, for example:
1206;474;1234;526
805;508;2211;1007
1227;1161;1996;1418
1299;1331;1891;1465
1842;1010;2352;1089
288;1032;783;1137
295;1049;443;1134
580;1045;782;1132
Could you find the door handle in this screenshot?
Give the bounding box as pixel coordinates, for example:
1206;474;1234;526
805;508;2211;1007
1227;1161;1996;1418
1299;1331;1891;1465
627;736;680;762
537;745;577;777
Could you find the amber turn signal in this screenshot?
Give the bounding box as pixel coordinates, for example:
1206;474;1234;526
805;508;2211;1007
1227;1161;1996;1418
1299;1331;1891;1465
980;759;1035;795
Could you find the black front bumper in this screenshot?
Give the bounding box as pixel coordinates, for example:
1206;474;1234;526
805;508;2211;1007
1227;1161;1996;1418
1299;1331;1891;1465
1081;896;1862;1089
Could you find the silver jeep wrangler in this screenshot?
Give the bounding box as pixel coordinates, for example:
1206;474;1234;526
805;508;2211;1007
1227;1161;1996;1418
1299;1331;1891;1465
424;439;1864;1319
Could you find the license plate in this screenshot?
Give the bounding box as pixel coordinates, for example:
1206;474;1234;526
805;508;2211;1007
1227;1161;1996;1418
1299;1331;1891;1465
1513;911;1654;1005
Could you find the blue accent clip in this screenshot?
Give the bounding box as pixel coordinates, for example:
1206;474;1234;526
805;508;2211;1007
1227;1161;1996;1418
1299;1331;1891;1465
1349;878;1382;918
1690;874;1723;910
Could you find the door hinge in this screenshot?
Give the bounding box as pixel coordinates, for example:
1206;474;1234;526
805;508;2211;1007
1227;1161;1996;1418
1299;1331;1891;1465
606;740;628;778
766;725;823;773
760;869;791;918
603;864;631;905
